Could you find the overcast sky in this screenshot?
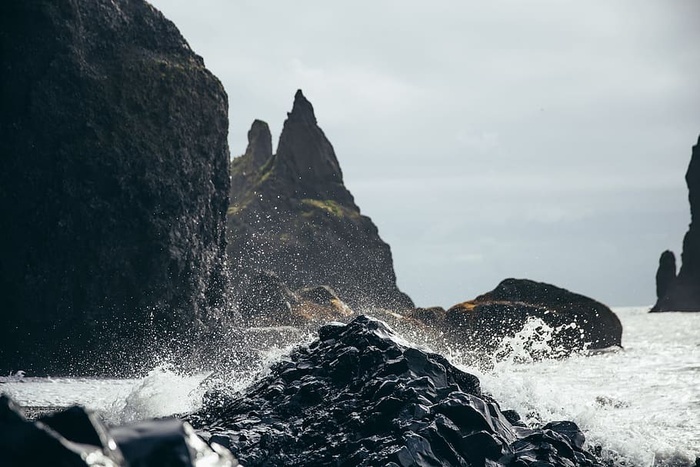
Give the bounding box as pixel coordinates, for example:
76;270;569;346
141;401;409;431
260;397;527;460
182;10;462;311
150;0;700;308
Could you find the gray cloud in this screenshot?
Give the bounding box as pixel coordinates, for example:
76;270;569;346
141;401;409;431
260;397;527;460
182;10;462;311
150;0;700;307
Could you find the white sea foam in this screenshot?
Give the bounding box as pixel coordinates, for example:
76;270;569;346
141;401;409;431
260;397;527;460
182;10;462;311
105;363;211;424
454;307;699;467
3;307;697;466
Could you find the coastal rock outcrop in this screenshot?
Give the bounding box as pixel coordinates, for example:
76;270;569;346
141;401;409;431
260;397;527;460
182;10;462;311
0;0;230;375
186;316;602;466
0;395;237;466
444;279;622;355
227;91;413;312
237;271;354;327
652;135;700;311
655;250;677;302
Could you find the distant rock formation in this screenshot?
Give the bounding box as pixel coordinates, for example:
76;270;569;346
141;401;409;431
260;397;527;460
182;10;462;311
655;250;677;301
227;91;413;312
443;279;622;355
186;316;603;466
0;0;230;375
652;135;700;311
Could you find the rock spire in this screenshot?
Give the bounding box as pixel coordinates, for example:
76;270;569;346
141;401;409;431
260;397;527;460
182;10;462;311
227;90;413;312
653;135;700;311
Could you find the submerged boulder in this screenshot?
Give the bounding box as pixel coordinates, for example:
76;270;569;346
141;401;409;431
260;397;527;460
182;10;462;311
653;135;700;311
0;0;230;374
186;316;602;466
227;91;413;313
445;279;622;355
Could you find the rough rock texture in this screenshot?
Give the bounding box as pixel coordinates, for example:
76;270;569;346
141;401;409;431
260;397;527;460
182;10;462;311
236;271;354;327
0;395;237;466
0;0;230;375
653;135;700;311
227;91;413;312
445;279;622;355
186;316;602;466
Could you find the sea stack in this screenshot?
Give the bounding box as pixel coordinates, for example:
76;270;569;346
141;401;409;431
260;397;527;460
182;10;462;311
0;0;230;374
652;135;700;312
227;91;413;312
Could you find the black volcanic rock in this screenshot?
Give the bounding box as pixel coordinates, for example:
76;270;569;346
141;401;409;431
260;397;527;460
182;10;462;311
653;135;700;311
227;91;413;312
445;279;622;355
0;0;230;375
186;316;601;466
0;395;237;466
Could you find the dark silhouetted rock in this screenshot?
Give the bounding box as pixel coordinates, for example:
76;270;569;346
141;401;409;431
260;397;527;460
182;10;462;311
0;0;230;375
227;91;413;312
655;250;677;302
652;135;700;312
0;395;237;466
186;316;601;466
444;278;622;355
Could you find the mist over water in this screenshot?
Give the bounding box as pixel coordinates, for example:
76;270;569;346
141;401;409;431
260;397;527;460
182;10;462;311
2;307;697;466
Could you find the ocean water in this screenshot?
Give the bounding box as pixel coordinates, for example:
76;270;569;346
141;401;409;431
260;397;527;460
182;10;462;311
2;307;697;466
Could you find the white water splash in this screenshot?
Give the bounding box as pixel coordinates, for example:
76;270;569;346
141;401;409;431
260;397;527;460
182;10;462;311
3;307;697;466
490;316;571;364
455;307;699;467
105;363;210;424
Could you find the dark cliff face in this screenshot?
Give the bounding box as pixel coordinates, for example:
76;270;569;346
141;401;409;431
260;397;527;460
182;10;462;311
227;91;413;312
0;0;230;374
653;135;700;312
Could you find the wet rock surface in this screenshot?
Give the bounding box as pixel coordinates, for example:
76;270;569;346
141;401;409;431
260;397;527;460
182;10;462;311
0;0;230;375
653;135;700;312
186;316;601;466
237;271;355;327
444;279;623;354
227;91;413;312
0;395;237;467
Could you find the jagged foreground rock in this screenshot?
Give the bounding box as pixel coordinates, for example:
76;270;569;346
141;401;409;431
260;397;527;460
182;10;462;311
187;316;602;466
0;0;230;374
0;395;237;467
653;135;700;311
227;91;413;312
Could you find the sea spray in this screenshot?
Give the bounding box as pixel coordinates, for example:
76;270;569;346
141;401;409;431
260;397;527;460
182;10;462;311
490;317;575;364
106;363;210;424
101;328;316;424
4;308;697;466
458;308;699;467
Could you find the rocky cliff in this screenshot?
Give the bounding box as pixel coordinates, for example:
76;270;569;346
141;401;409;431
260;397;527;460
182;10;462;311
0;0;230;374
653;135;700;311
227;91;413;312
